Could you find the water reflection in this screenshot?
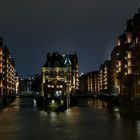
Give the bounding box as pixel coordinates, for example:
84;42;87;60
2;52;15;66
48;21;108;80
113;107;120;112
39;110;48;117
33;99;37;107
0;98;140;140
92;99;108;108
114;112;121;119
77;98;108;109
136;121;140;138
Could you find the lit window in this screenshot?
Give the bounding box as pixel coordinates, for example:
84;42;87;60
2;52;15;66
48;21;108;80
0;81;2;87
60;99;64;105
118;61;121;66
128;67;132;74
136;37;138;44
117;53;120;56
117;39;121;46
127;51;132;59
0;49;2;55
104;67;107;70
48;85;51;88
128;60;132;67
52;100;55;103
127;32;132;43
118;67;121;72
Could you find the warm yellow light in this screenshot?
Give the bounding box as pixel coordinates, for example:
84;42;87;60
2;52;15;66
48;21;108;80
118;67;121;72
48;85;51;88
127;32;132;43
118;61;121;67
0;81;2;87
127;51;132;59
128;60;132;67
128;67;132;74
117;39;121;46
52;100;55;103
61;100;64;105
0;49;2;55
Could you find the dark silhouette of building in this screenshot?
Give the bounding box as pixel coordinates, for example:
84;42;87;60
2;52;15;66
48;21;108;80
79;73;88;94
22;74;41;94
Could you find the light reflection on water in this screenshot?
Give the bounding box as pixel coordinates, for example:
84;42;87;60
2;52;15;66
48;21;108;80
39;110;48;117
78;98;108;109
113;107;120;112
112;107;121;119
0;98;140;140
136;121;140;137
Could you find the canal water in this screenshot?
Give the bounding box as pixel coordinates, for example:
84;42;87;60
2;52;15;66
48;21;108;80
0;97;140;140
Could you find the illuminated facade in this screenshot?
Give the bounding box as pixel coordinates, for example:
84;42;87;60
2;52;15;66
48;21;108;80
79;9;140;107
79;71;100;94
92;71;100;93
0;42;2;95
79;60;112;95
87;73;92;93
0;37;18;96
41;52;79;100
99;60;112;94
86;71;100;94
111;9;140;106
15;74;20;94
111;41;124;96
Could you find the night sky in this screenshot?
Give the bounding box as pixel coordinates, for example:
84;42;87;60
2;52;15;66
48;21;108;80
0;0;139;78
